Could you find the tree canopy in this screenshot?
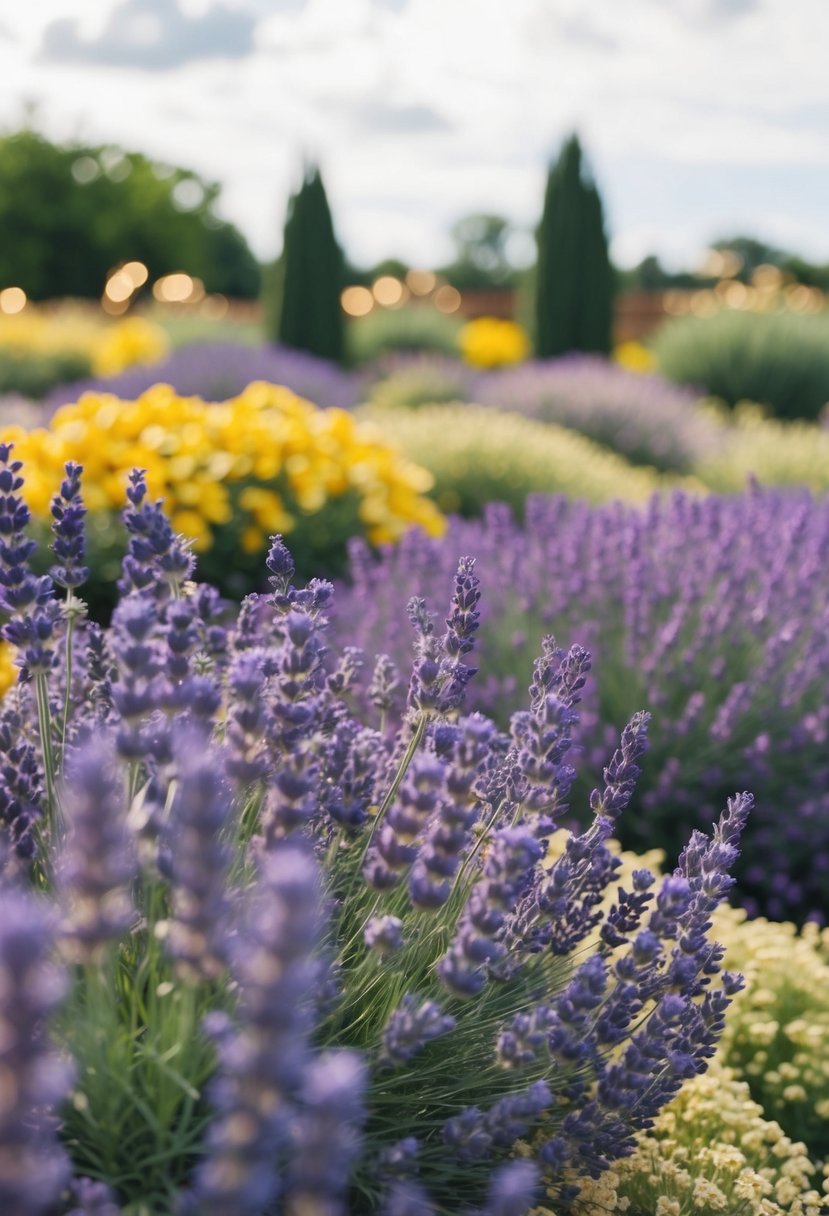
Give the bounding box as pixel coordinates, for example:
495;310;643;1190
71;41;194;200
0;128;260;299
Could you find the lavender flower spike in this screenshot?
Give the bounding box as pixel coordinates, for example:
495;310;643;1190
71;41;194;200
0;886;73;1215
59;735;137;962
381;994;456;1066
285;1050;367;1215
164;733;233;982
195;842;324;1216
50;460;89;590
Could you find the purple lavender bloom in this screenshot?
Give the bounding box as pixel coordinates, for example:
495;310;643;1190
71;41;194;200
0;706;43;861
382;1180;435;1216
0;886;73;1215
407;557;480;717
380;994;456;1066
45;341;363;412
438;827;542;998
364;914;404;957
195;842;324;1216
0;443;59;679
58;735;137;961
285;1050;367;1215
64;1177;121;1216
50;461;89;590
364;754;445;891
477;1159;540;1216
164;733;233;982
119;469;194;603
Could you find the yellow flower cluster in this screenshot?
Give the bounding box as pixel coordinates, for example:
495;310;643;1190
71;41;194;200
0;306;168;376
1;382;445;557
613;339;657;374
695;402;829;494
563;1061;828;1216
458;317;531;369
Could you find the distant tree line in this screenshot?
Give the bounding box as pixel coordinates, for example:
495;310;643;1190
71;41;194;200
0;128;260;299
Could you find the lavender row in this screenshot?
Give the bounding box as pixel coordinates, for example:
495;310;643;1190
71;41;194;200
334;487;829;923
474;355;716;473
0;445;747;1214
45;340;365;413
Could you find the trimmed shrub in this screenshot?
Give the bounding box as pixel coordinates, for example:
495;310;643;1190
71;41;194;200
653;310;829;421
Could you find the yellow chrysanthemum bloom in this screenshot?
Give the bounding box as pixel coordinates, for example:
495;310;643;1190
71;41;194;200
458;317;531;369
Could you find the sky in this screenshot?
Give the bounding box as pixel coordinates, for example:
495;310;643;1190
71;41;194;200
1;0;827;271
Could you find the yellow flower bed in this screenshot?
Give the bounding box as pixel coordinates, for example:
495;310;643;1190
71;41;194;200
1;382;445;558
458;316;531;368
0;307;168;376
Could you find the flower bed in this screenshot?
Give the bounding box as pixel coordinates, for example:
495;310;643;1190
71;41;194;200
0;446;750;1214
2;382;444;604
334;489;829;922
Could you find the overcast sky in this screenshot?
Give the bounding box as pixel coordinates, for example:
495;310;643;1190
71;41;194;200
1;0;827;271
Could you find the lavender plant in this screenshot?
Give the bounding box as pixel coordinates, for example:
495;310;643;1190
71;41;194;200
474;355;716;473
45;341;364;412
0;446;750;1214
334;490;829;923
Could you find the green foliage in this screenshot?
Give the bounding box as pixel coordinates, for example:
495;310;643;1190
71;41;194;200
534;134;614;357
272;164;345;363
360;402;662;517
0;347;91;398
0;128;260;299
347;307;463;364
653;310;829;421
694;402;829;492
366;362;471;410
439;213;520;290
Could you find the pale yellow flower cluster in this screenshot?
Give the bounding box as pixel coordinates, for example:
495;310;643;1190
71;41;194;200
1;382;445;555
458;317;531;369
695;402;829;494
563;1062;828;1216
360;404;676;513
0;307;168;376
711;906;829;1147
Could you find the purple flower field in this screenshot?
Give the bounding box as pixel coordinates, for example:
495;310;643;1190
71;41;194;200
334;487;829;923
0;445;751;1213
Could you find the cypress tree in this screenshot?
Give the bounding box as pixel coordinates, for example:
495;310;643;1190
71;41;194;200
269;164;345;363
534;134;614;357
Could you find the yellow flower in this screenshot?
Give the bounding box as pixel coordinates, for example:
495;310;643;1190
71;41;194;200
613;339;656;373
91;316;169;377
0;642;17;699
458;316;531;368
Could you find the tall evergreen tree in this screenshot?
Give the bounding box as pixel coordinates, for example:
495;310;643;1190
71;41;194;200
270;164;345;363
534;134;614;357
